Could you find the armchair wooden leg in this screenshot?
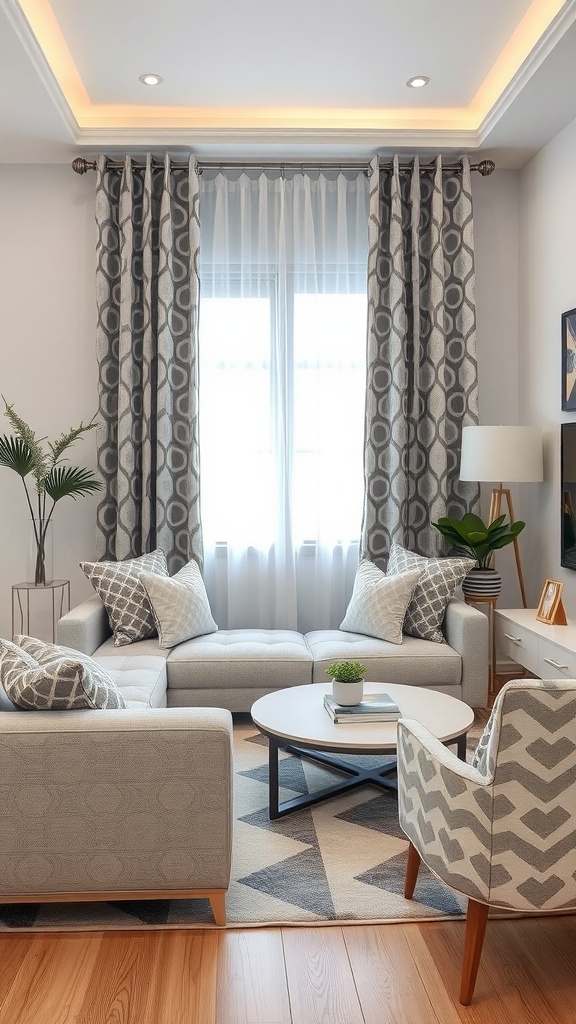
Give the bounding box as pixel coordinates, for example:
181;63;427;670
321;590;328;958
404;841;421;899
460;898;489;1005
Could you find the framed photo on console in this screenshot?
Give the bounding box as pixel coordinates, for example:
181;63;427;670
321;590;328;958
561;307;576;410
536;579;566;625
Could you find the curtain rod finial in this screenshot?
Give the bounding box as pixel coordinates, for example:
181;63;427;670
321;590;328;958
477;159;495;177
72;157;96;175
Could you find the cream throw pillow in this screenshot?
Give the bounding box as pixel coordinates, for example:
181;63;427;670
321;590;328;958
340;561;422;644
140;559;218;648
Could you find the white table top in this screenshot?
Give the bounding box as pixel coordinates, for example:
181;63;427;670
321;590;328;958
251;682;474;752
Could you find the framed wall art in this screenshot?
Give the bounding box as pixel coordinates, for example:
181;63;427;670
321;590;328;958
561;307;576;410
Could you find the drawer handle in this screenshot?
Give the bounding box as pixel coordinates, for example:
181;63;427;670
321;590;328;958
543;658;569;670
503;633;523;644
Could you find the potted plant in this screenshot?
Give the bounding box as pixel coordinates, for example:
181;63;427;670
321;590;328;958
325;660;366;706
432;512;525;598
0;400;102;586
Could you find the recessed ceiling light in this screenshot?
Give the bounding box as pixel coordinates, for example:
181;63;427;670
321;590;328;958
139;73;163;86
406;76;430;89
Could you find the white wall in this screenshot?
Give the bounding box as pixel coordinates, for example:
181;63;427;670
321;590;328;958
0;161;523;640
0;166;99;640
472;169;525;608
519;114;576;615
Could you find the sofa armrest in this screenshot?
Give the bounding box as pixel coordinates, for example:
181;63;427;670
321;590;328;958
443;598;489;708
58;595;111;654
0;707;233;897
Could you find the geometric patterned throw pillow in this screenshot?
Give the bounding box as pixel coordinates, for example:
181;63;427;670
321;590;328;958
14;635;123;697
386;541;475;643
140;559;218;648
0;638;127;710
340;560;422;644
80;549;168;647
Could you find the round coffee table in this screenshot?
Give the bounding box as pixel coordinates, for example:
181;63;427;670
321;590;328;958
251;682;474;819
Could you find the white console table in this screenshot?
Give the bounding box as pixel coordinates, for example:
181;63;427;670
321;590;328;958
495;608;576;680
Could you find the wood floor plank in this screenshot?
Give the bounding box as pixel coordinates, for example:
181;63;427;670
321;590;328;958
75;931;162;1024
343;922;461;1024
215;928;291;1024
417;918;527;1022
146;930;219;1024
0;936;39;1012
487;918;576;1023
282;926;364;1024
420;915;576;1022
0;933;102;1024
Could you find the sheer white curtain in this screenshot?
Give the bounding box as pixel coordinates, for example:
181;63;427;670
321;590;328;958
198;169;369;631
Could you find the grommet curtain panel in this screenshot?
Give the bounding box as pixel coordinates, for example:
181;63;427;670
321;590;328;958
361;155;481;565
94;154;202;572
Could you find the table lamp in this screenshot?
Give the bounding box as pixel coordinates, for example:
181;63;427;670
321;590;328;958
459;425;543;607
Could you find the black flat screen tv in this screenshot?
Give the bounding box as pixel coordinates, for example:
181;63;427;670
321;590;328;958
561;422;576;569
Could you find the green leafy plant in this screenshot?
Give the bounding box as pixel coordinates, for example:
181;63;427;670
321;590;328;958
432;512;525;570
0;399;102;585
325;660;366;683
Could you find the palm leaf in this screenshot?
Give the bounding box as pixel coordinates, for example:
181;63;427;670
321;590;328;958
0;435;34;478
45;466;102;502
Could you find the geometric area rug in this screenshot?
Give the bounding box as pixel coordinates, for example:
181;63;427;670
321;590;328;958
0;715;482;932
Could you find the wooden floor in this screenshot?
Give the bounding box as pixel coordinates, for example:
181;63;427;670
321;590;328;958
2;680;574;1022
0;915;574;1022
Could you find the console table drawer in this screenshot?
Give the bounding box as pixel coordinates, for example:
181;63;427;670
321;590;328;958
495;618;538;672
537;639;576;679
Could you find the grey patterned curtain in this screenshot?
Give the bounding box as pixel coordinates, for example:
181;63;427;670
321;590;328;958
95;154;202;572
360;154;481;566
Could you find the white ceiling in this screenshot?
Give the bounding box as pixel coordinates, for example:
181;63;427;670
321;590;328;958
1;0;576;167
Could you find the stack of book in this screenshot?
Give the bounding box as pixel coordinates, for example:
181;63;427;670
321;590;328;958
323;692;401;724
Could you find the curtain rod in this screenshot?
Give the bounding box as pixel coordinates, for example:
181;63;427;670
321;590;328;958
71;157;496;177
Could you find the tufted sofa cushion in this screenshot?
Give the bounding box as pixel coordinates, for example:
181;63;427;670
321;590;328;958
306;629;461;688
166;629;313;691
90;637;170;708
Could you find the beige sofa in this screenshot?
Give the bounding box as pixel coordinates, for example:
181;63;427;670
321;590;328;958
58;592;489;710
0;593;487;927
0;693;233;926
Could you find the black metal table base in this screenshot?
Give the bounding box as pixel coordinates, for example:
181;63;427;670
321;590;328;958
266;732;467;819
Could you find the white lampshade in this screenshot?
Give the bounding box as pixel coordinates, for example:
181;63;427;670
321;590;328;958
459;425;543;483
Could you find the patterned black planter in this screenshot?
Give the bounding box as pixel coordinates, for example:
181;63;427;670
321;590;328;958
461;568;502;599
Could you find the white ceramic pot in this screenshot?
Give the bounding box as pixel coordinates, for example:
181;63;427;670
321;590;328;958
332;678;364;706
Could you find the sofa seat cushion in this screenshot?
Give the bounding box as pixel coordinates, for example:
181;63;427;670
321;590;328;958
306;630;462;687
92;638;169;708
166;629;313;691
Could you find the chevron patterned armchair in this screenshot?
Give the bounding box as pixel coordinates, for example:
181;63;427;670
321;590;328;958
397;678;576;1005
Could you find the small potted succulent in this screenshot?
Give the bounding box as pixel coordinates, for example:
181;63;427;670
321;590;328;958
325;660;366;706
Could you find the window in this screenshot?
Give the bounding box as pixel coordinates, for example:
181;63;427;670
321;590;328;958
198;170;369;629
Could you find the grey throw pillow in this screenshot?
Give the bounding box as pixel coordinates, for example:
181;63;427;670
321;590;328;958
80;549;168;647
15;635;123;694
340;561;422;644
140;559;218;648
386;541;475;643
0;638;127;710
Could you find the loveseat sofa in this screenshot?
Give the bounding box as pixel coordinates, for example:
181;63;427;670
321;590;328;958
58;591;489;710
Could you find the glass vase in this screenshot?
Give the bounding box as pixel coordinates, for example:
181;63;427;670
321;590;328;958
27;518;54;587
